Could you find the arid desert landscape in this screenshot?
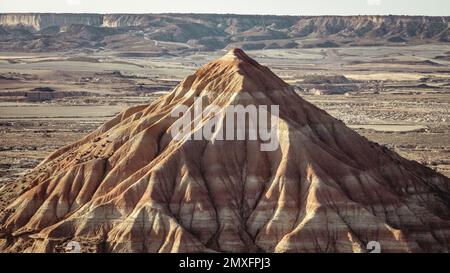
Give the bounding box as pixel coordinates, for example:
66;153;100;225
1;45;449;188
0;13;449;253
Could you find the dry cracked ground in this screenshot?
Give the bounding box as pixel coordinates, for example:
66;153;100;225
0;45;449;213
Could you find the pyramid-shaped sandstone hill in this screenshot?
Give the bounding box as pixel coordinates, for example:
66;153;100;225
1;49;450;253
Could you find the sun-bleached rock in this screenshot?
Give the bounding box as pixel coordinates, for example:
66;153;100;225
0;48;449;253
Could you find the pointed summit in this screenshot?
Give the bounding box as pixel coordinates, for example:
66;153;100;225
1;50;449;253
175;49;290;99
221;48;261;66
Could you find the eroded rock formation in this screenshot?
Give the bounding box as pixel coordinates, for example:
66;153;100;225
0;14;449;51
0;49;449;253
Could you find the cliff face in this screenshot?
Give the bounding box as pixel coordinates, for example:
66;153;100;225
0;14;103;30
0;13;449;52
1;13;449;34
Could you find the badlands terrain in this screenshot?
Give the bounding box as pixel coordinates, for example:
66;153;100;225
0;47;449;252
1;45;449;188
0;14;449;52
0;14;449;252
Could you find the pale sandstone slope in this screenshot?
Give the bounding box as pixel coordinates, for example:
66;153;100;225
1;49;449;252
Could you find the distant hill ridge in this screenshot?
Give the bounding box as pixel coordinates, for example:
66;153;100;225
0;13;449;52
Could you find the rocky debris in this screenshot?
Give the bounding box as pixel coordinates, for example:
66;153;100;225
30;87;55;92
388;36;407;43
300;84;357;95
302;75;351;84
0;72;37;81
134;84;168;93
0;49;449;253
298;75;356;95
302;40;340;48
0;88;93;102
0;75;18;81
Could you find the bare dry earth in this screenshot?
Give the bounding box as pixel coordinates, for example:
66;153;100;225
0;44;449;212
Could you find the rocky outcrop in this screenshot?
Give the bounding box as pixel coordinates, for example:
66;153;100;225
0;14;448;52
0;49;449;253
0;13;103;30
0;89;91;102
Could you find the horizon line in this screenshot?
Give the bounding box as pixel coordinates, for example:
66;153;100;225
0;12;449;17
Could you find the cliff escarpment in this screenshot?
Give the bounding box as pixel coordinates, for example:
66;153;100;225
0;13;449;52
